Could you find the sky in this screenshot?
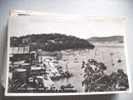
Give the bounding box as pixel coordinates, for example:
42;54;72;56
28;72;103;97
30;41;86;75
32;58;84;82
8;10;126;39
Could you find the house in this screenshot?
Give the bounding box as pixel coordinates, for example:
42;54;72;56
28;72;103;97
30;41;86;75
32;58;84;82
10;46;30;54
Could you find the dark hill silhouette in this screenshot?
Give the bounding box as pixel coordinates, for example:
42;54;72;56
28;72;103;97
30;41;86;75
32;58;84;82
88;36;124;43
10;33;94;51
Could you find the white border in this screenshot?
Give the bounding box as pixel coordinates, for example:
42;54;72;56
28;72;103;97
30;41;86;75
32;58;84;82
5;10;132;96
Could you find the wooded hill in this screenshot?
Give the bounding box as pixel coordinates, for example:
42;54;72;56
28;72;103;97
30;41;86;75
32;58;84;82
10;33;94;51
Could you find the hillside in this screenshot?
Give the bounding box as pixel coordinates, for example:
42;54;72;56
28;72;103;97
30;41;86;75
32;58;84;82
88;36;124;43
10;33;94;51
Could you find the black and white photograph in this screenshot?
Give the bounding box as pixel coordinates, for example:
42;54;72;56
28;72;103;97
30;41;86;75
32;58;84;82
5;10;130;96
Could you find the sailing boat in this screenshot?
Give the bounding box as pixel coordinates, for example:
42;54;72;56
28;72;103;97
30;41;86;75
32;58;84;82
60;63;77;92
65;63;72;80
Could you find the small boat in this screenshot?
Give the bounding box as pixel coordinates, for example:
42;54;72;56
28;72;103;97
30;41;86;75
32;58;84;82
60;84;77;92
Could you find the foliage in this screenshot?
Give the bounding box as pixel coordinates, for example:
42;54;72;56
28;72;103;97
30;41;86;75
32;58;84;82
10;33;94;51
82;59;129;92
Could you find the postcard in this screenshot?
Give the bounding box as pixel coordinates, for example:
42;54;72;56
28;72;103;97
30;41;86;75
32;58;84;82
5;10;131;96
